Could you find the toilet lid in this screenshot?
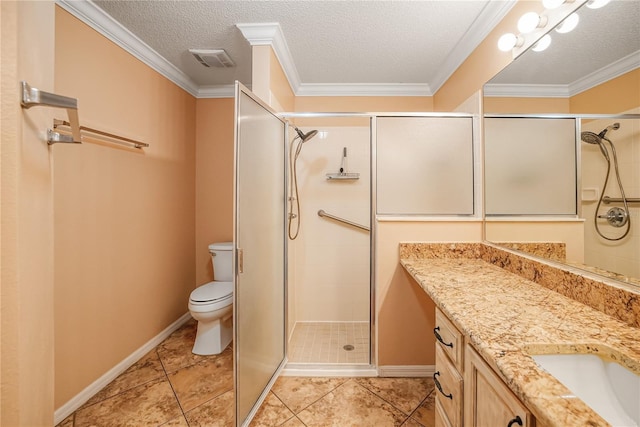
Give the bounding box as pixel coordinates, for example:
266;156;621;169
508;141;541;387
190;281;233;303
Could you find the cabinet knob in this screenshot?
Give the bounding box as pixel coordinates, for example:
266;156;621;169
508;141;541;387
434;326;454;348
507;415;523;427
433;371;453;400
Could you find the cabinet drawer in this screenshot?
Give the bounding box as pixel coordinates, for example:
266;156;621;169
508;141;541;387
435;344;464;427
435;308;464;371
436;398;453;427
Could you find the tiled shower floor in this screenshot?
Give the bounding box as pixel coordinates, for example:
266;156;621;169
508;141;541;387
57;319;434;426
288;322;370;364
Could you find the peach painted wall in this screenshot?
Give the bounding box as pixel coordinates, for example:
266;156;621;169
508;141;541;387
376;221;483;366
1;1;56;425
571;69;640;114
251;45;295;112
434;1;538;111
53;7;196;408
195;98;235;284
484;97;571;114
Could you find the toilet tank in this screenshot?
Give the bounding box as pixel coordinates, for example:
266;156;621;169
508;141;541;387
209;242;233;281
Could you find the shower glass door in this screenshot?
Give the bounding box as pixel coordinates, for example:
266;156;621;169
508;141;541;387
234;83;287;426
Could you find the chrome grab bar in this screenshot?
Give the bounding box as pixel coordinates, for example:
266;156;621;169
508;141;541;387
317;209;369;232
603;196;640;204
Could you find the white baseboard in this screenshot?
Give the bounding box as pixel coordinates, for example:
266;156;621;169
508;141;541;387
377;365;435;377
54;312;192;425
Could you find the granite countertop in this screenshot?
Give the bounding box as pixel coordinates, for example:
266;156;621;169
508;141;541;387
401;257;640;427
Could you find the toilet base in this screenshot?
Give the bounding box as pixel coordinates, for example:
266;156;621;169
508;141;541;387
192;314;232;355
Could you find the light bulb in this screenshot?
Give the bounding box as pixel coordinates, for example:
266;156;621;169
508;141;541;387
542;0;565;9
555;13;579;33
586;0;610;8
532;34;552;52
518;12;548;34
497;33;521;52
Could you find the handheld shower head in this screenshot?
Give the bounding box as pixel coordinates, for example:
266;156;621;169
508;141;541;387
598;122;620;139
295;127;318;142
581;131;610;161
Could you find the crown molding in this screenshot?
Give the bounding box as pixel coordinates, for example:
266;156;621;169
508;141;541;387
197;85;236;98
430;0;518;93
296;83;432;97
55;0;200;97
569;51;640;96
236;23;302;94
483;83;570;98
484;51;640;98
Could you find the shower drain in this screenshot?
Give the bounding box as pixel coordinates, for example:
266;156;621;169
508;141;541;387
343;344;355;351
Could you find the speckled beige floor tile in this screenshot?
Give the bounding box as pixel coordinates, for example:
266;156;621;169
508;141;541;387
401;418;425;426
297;380;408;427
82;349;165;407
280;416;306;426
355;377;434;415
271;376;348;413
409;390;435;427
168;348;233;412
186;390;234;427
249;392;295;426
156;320;209;372
74;377;182;427
160;415;190;426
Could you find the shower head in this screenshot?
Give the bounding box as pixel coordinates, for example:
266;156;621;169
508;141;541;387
581;131;602;145
598;122;620;139
581;131;610;161
295;127;318;142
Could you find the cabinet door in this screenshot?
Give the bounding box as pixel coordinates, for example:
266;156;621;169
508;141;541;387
464;345;533;427
435;345;463;427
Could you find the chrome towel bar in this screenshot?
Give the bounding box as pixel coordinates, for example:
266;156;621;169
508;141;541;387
317;209;370;232
20;81;81;143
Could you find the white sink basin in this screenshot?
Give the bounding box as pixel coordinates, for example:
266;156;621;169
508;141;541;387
532;354;640;427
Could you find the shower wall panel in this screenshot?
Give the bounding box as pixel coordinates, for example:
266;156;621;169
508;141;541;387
292;125;371;323
582;114;640;279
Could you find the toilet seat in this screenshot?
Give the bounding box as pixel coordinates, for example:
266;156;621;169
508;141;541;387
189;281;233;308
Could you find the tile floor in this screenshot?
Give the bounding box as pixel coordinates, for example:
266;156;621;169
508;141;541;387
288;322;370;364
57;320;435;427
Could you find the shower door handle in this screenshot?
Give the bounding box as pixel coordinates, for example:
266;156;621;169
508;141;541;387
237;248;244;274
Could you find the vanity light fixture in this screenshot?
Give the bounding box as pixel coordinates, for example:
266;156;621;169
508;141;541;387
542;0;574;9
555;13;579;33
532;34;552;52
497;33;524;52
586;0;610;9
517;12;548;34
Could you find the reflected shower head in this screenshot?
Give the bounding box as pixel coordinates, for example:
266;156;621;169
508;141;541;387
581;131;610;161
598;122;620;139
295;127;318;142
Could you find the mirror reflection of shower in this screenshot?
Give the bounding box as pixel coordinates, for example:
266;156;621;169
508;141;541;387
288;126;318;240
580;122;631;241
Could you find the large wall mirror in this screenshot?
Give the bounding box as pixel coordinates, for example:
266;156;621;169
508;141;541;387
483;0;640;287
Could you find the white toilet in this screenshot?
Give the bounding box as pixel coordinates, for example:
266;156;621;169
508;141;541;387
188;242;233;355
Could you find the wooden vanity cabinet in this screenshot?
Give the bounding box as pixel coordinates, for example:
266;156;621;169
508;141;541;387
464;344;534;427
434;308;464;427
435;308;536;427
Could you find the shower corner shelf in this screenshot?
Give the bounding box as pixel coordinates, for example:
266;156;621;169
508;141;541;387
326;172;360;180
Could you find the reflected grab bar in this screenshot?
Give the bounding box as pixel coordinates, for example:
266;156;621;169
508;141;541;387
603;196;640;204
317;210;369;232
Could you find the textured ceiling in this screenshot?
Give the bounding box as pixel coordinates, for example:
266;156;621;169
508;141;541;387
92;0;505;92
489;0;640;88
89;0;639;97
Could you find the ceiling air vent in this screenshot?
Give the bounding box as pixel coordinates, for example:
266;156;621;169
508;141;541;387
189;49;235;68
